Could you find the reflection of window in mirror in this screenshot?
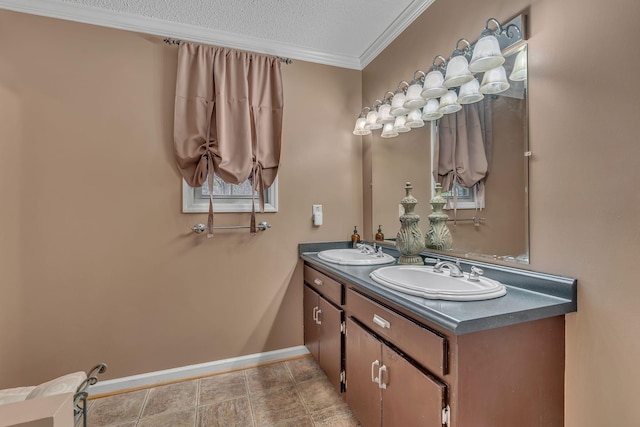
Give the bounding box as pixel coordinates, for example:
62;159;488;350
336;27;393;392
182;175;278;213
441;182;484;210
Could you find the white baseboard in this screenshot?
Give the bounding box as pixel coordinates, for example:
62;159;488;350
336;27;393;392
89;345;310;396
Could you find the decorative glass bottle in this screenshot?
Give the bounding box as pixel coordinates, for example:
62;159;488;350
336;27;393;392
425;183;453;251
396;182;425;265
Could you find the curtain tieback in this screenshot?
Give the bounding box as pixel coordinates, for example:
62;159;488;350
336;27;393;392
203;152;215;238
250;163;266;234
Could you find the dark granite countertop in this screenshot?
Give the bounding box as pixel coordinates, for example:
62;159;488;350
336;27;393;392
299;242;577;335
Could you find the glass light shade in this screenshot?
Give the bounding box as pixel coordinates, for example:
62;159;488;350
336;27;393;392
438;90;462;114
443;55;474;88
457;79;484;105
403;83;428;109
390;92;410;117
479;65;510;94
406;109;425;128
392;115;411;133
468;34;505;73
365;110;382;130
509;49;527;81
380;122;398;138
376;103;395;124
353;117;371;135
421;99;443;121
421;70;448;99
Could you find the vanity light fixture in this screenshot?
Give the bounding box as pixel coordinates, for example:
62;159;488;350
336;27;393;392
457;78;484;104
406;109;425;128
443;39;474;88
479;65;510;94
509;48;527;81
376;92;396;124
389;81;410;117
468;19;506;73
380;122;399;138
421;56;448;99
352;107;372;136
393;115;411;133
365;100;383;130
421;98;444;121
438;90;462;114
403;71;428;109
353;13;527;138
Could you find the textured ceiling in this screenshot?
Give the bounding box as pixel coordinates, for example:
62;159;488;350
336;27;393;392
0;0;435;69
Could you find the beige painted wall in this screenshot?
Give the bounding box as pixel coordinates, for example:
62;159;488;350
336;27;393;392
0;10;362;387
363;0;640;425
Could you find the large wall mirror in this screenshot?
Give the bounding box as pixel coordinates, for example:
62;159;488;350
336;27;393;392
371;31;529;264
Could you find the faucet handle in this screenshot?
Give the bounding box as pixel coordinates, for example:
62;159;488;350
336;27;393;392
469;266;484;281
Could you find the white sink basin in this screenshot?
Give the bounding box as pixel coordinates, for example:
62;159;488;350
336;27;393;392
318;249;396;266
370;266;506;301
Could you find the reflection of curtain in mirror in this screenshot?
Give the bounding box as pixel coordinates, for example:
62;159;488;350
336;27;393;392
433;99;493;212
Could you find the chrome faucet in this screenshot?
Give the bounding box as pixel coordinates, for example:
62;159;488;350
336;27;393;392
356;242;377;254
433;260;464;278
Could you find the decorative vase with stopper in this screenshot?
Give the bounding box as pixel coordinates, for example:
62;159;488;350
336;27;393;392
396;182;425;265
425;183;453;251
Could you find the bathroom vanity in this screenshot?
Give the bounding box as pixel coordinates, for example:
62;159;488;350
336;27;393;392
300;243;577;427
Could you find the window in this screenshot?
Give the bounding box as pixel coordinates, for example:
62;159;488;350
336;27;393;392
182;175;278;213
441;182;483;210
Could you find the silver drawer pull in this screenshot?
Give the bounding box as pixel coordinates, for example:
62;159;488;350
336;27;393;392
314;278;323;286
371;360;380;383
312;306;318;322
377;365;387;389
316;309;322;325
373;314;391;329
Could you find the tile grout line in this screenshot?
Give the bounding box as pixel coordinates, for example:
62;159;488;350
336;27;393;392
194;378;200;427
284;361;319;426
136;389;150;426
242;368;258;427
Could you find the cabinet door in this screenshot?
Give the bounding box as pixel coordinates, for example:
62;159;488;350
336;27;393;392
303;285;320;362
381;343;447;427
345;318;382;427
317;296;344;393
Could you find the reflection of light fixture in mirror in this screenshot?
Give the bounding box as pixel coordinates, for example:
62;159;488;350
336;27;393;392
444;39;474;88
458;79;484;104
352;107;371;135
422;99;444;121
421;56;448;99
406;109;425;128
380;122;398;138
438;90;462;114
365;101;383;130
390;81;410;117
376;91;395;124
404;71;428;109
393;115;411;133
480;65;510;94
509;48;527;81
469;18;506;73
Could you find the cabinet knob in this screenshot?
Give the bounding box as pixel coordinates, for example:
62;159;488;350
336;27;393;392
314;278;323;286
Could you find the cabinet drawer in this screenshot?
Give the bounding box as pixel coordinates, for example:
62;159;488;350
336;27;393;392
304;265;343;306
346;288;447;376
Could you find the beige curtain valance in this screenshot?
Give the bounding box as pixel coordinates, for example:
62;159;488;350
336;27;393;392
173;42;284;236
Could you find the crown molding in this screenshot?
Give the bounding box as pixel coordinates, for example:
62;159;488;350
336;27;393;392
0;0;362;69
359;0;436;69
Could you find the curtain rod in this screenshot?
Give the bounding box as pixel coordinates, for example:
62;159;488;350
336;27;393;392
163;38;293;64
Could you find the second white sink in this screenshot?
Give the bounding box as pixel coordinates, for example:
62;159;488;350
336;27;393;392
318;249;395;266
370;265;507;301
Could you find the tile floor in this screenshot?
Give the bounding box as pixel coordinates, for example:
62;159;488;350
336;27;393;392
86;357;361;427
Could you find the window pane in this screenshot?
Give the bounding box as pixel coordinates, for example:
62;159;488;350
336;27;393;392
201;175;258;197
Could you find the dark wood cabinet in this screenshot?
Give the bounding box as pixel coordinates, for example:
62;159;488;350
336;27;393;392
345;318;447;427
303;262;565;427
303;284;344;392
